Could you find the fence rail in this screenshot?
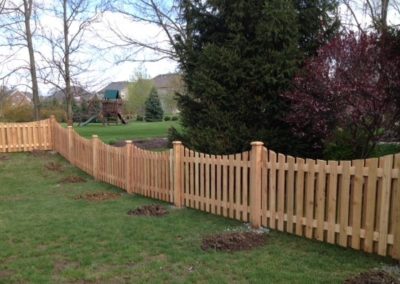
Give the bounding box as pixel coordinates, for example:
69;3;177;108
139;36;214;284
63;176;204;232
1;117;399;260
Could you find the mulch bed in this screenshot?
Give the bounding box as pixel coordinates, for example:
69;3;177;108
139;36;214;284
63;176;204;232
201;232;267;252
59;176;86;184
344;270;400;284
74;192;121;201
45;162;63;172
127;205;168;217
113;138;169;150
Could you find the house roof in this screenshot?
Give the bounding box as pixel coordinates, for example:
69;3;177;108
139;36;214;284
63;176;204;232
99;81;129;93
152;73;180;89
104;90;121;100
47;86;93;102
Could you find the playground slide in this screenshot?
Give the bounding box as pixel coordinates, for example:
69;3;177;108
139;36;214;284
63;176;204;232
118;113;127;124
80;114;98;127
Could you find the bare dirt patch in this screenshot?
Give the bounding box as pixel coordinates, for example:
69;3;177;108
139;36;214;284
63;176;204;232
127;205;168;217
114;138;169;150
0;155;10;161
53;260;80;274
0;269;14;279
59;176;86;184
201;232;267;252
30;150;48;157
74;192;121;201
45;162;63;172
344;270;400;284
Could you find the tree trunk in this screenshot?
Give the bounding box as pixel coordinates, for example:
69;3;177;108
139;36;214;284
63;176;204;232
23;0;40;121
63;0;73;125
380;0;389;31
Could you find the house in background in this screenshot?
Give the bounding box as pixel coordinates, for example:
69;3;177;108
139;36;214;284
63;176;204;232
45;86;94;105
152;73;183;96
6;90;33;107
98;81;129;100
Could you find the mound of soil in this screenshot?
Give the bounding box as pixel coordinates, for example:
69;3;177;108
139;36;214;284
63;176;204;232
201;232;267;252
45;162;63;172
113;138;169;150
74;192;120;201
127;205;168;217
344;270;400;284
0;155;10;161
59;176;86;184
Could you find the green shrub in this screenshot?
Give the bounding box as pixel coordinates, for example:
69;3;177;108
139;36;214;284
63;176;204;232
40;107;67;123
136;115;144;121
323;128;381;160
2;105;33;122
171;116;179;121
164;116;171;121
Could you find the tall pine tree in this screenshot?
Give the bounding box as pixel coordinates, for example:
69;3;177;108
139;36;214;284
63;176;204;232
170;0;339;155
295;0;340;58
144;88;164;122
173;0;301;154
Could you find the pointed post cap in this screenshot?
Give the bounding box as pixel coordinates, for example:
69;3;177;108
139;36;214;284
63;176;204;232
250;141;264;146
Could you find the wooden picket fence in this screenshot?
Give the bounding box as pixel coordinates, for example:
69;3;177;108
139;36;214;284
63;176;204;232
0;120;52;152
1;118;400;260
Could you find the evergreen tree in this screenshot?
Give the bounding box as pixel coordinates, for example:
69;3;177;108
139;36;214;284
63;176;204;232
144;88;164;122
173;0;301;154
294;0;340;58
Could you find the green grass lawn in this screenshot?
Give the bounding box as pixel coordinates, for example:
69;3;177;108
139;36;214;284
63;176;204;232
72;121;181;144
0;152;396;283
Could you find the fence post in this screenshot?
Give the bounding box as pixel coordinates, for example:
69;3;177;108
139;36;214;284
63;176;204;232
125;140;132;193
92;135;99;180
250;141;264;228
67;126;73;164
49;115;56;150
173;141;184;208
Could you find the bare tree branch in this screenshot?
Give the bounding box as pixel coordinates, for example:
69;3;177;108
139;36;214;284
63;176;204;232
100;0;184;63
38;0;100;124
0;0;42;120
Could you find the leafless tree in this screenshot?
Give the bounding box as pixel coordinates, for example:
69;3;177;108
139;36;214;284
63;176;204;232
0;0;41;120
0;0;6;13
101;0;185;63
39;0;99;124
341;0;399;32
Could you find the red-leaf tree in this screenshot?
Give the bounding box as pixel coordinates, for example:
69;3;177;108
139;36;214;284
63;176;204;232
284;32;400;159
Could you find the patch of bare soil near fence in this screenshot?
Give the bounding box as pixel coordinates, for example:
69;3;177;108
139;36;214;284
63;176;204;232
344;270;400;284
59;176;86;184
0;155;10;161
114;138;169;150
127;205;168;217
74;192;121;201
201;232;267;252
45;162;63;172
30;150;48;157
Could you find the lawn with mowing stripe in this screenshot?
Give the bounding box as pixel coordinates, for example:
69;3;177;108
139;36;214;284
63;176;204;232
0;152;394;283
73;121;180;144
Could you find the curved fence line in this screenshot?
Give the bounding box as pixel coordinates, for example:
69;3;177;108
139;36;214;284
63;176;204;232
0;117;399;260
